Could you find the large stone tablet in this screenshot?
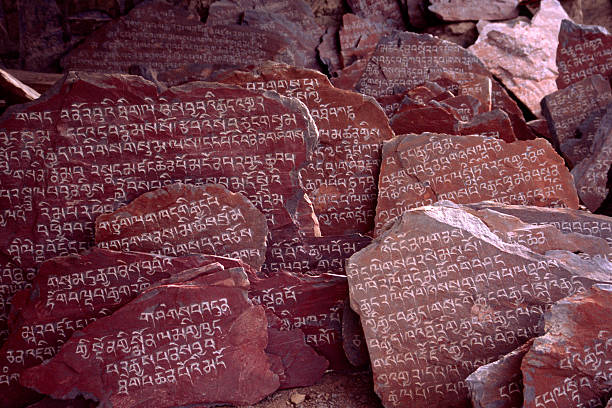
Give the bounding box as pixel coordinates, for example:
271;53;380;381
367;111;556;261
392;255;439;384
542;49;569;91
19;264;279;407
346;202;611;408
556;19;612;89
374;133;579;235
95;183;268;271
61;1;294;73
521;284;612;408
210;63;395;235
0;249;234;408
428;0;519;22
0;72;318;344
357;31;491;98
469;0;570;117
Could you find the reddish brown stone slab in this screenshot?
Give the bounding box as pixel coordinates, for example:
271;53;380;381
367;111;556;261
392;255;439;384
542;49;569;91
572;102;612;212
376;93;406;118
429;0;519;21
95;182;268;271
374;133;579;235
521;284;612;408
331;58;368;91
318;26;342;76
61;1;294;73
0;72;318;344
338;13;387;69
466;339;533;408
341;298;369;368
527;119;554;141
26;397;96;408
346;0;405;29
0;69;40;105
541;74;612;151
0;249;235;408
441;95;483;122
556;19;612;89
563;102;611;167
357;31;491;98
346;201;611;408
20;264;279;407
456;109;517;143
390;102;458;135
458;76;492;113
211;63;395;235
250;270;351;370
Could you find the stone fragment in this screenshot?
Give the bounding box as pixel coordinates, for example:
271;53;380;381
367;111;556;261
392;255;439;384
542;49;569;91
20;264;279;407
0;72;318;343
0;249;232;408
403;0;429;29
556;19;612;89
318;26;342;76
62;1;294;73
0;68;40;105
470;0;570;117
571;103;612;212
338;14;388;69
466;340;533;408
429;0;520;22
442;95;483;122
341;298;370;367
541;74;612;152
346;0;405;29
347;201;612;408
527;118;554;141
389;102;458;135
375;133;579;235
357;31;491;98
290;392;306;405
563;102;611;166
211;63;394;235
521;284;612;408
251;270;352;369
331;58;368;91
95;183;268;271
424;22;479;48
457;109;517;142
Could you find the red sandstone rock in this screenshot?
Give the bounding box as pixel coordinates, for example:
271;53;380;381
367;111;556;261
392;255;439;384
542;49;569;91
528;118;554;141
20;264;279;407
346;0;405;29
331;58;368;91
374;133;579;235
389;102;458;135
563;102;611;167
441;95;483;122
318;26;342;76
556;19;612;89
521;284;612;408
338;14;388;69
61;1;295;73
347;201;611;408
429;0;519;21
456;109;517;143
0;69;40;105
341;298;370;368
95;183;268;271
0;72;318;343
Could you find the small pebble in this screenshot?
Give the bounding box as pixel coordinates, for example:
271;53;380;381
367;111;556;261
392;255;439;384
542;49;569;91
290;392;306;405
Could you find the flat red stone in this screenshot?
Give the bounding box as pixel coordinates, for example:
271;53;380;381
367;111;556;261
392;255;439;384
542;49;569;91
346;0;405;29
456;109;517;143
338;13;387;69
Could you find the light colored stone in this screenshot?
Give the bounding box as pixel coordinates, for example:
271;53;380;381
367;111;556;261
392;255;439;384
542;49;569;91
429;0;519;22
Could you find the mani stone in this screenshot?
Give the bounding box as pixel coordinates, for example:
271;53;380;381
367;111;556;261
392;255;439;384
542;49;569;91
342;298;370;368
429;0;520;22
20;263;280;407
346;0;405;29
469;0;570;117
374;133;579;236
0;249;232;408
466;339;533;408
571;102;612;212
346;201;612;408
521;284;612;408
0;72;318;345
356;31;491;98
211;62;395;235
556;19;612;89
95;182;268;272
541;74;612;153
61;0;294;73
338;13;388;69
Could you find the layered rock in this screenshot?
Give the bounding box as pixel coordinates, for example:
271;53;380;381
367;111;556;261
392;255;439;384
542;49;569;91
429;0;519;22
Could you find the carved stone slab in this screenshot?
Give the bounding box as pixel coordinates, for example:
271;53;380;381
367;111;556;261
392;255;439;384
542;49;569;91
95;182;268;271
61;1;294;73
347;202;611;408
374;133;579;235
429;0;519;22
556;19;612;89
521;284;612;408
20;264;279;407
338;13;388;69
0;249;234;408
469;0;570;117
0;72;318;344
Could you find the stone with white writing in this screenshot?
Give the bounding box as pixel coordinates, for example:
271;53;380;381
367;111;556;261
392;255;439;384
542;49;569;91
338;13;388;69
61;1;294;73
95;182;268;271
456;109;517;143
347;201;611;408
346;0;405;29
563;101;612;167
521;284;612;408
429;0;519;22
556;19;612;89
374;133;579;235
470;0;570;117
0;72;318;344
20;263;279;407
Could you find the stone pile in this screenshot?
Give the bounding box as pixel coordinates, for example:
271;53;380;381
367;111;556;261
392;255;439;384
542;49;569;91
1;0;612;407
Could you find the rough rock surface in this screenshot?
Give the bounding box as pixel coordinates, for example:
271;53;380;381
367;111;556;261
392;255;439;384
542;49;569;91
347;201;611;408
556;19;612;89
0;68;40;105
62;1;295;73
95;183;268;271
429;0;519;22
346;0;404;29
521;284;612;408
20;264;280;407
0;72;318;344
341;298;370;368
374;133;579;235
337;13;389;69
470;0;570;117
